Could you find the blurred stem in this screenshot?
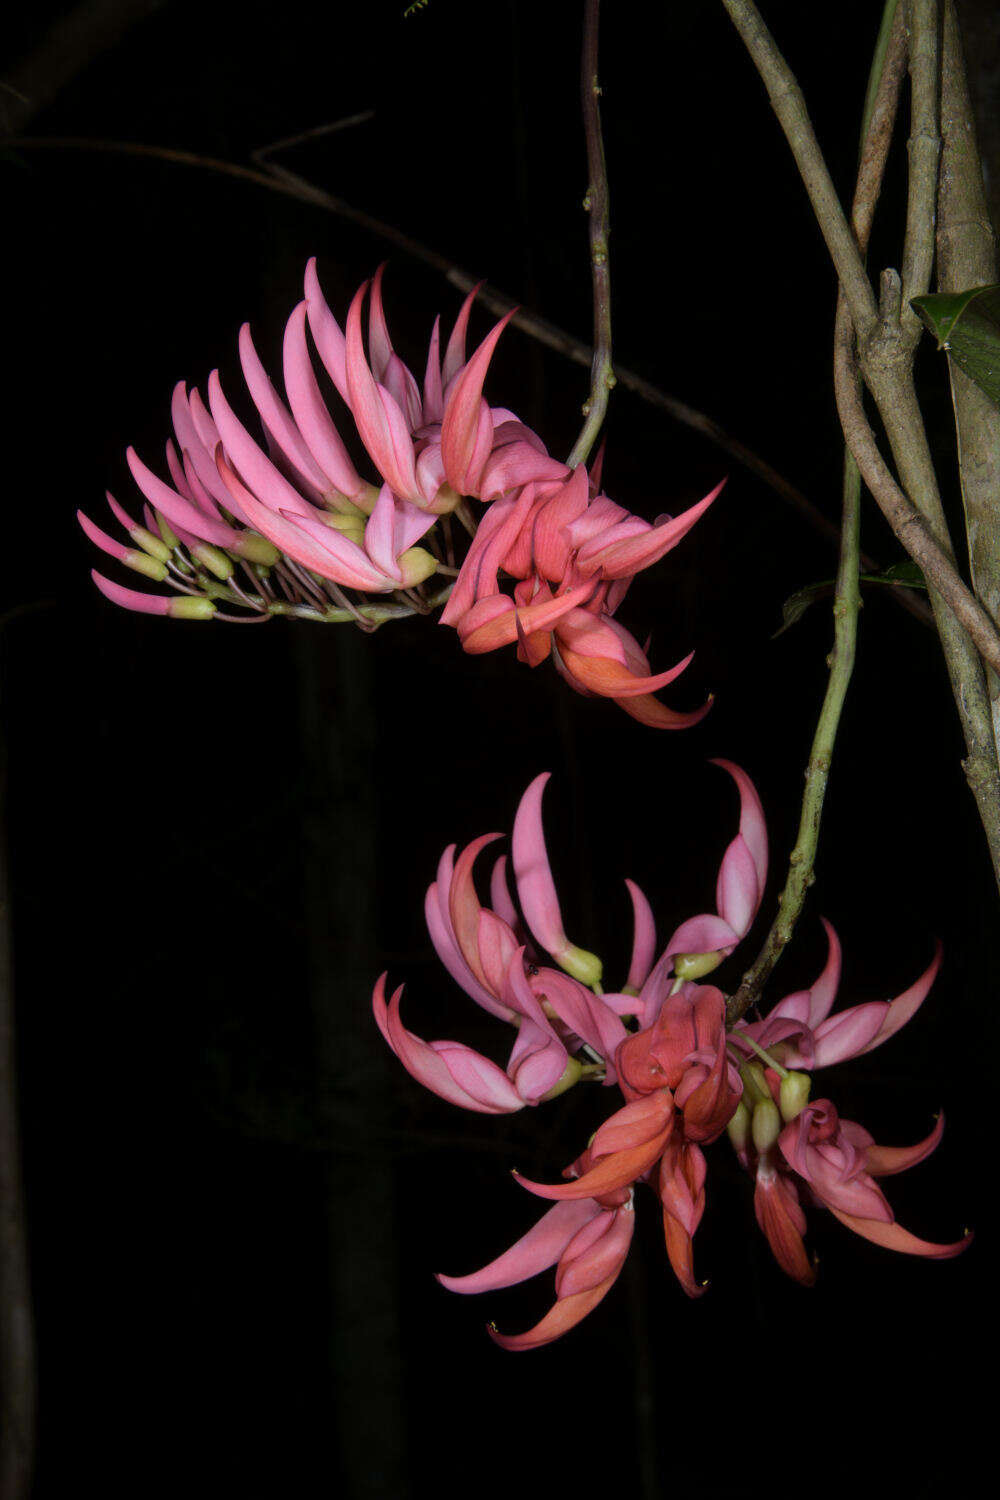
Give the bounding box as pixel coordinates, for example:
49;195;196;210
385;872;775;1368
567;0;615;469
0;638;36;1500
727;3;903;1023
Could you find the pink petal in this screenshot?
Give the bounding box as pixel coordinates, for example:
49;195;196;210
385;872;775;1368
829;1208;972;1259
811;1001;889;1068
283;302;365;499
855;943;942;1057
865;1114;946;1177
436;1199;599;1294
303;257;350;403
511;773;570;964
624;879;657;992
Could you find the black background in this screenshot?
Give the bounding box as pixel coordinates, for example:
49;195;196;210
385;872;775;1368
2;2;993;1496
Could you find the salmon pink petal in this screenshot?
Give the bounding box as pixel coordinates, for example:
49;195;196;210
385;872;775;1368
614;691;713;730
460;581;596;655
514;1119;672;1200
590;1091;674;1157
422;315;443;423
345;282;420;500
829;1208;972;1259
478;441;570;503
555;1205;634;1298
487;1274;618;1351
578;480;723;580
811;1001;889;1067
754;1167;815;1285
448;832;504;988
806;918;843;1026
441;283;480;388
441;312;514;492
511;773;572;966
865;1114;945;1177
436;1199;599;1293
239;322;330;498
855;943;942;1056
422;876;512;1020
489;855;521;933
555;641;696;699
373;975;522;1113
624;879;657;992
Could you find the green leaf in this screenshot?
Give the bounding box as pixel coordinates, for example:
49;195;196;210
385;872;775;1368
773;580;835;638
775;562;927;638
910;284;1000;411
873;559;926;588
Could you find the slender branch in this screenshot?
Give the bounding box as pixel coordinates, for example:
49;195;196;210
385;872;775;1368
835;348;1000;677
900;0;942;340
720;0;879;340
727;4;905;1023
9;132;924;607
937;0;1000;744
567;0;614;469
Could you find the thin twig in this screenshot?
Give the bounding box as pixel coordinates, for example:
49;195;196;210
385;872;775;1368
250;111;375;165
720;0;879;341
567;0;614;469
727;1;904;1023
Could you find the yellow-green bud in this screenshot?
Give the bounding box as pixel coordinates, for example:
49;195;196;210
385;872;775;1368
673;950;724;981
540;1056;584;1101
167;597;216;620
779;1070;811;1122
231;532;280;565
155;512;180;550
559;944;603;988
321;512;366;543
751;1098;782;1153
192;544;234;581
131;527;172;563
740;1060;771;1106
399;547;438;588
428;481;462;515
727;1099;751;1154
124;551;168;582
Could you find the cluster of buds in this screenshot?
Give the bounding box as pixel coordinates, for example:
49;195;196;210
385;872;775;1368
82;263;717;722
374;770;969;1349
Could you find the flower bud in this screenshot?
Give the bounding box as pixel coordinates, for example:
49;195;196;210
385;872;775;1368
167;597;216;620
740;1060;771;1107
154;511;181;550
131;526;172;563
192;544;234;581
399;547;438;588
726;1099;751;1154
779;1070;811;1122
233;532;281;565
124;551;168;582
673;951;723;981
540;1056;584;1102
751;1098;782;1153
558;943;603;988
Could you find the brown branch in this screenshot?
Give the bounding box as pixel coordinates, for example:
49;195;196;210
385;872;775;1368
937;0;1000;742
720;0;879;341
729;4;909;1023
900;0;942;340
567;0;614;469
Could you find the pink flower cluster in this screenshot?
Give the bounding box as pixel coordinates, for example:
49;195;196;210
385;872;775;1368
82;264;716;723
374;770;969;1349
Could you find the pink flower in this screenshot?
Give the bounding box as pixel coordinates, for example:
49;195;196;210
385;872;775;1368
440;464;722;728
732;917;941;1070
729;936;971;1280
84;261;560;617
438;1197;635;1352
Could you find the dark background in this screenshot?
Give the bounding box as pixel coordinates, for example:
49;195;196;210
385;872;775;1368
1;2;994;1496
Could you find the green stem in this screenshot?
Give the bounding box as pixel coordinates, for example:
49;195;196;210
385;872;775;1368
727;454;860;1023
567;0;614;469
